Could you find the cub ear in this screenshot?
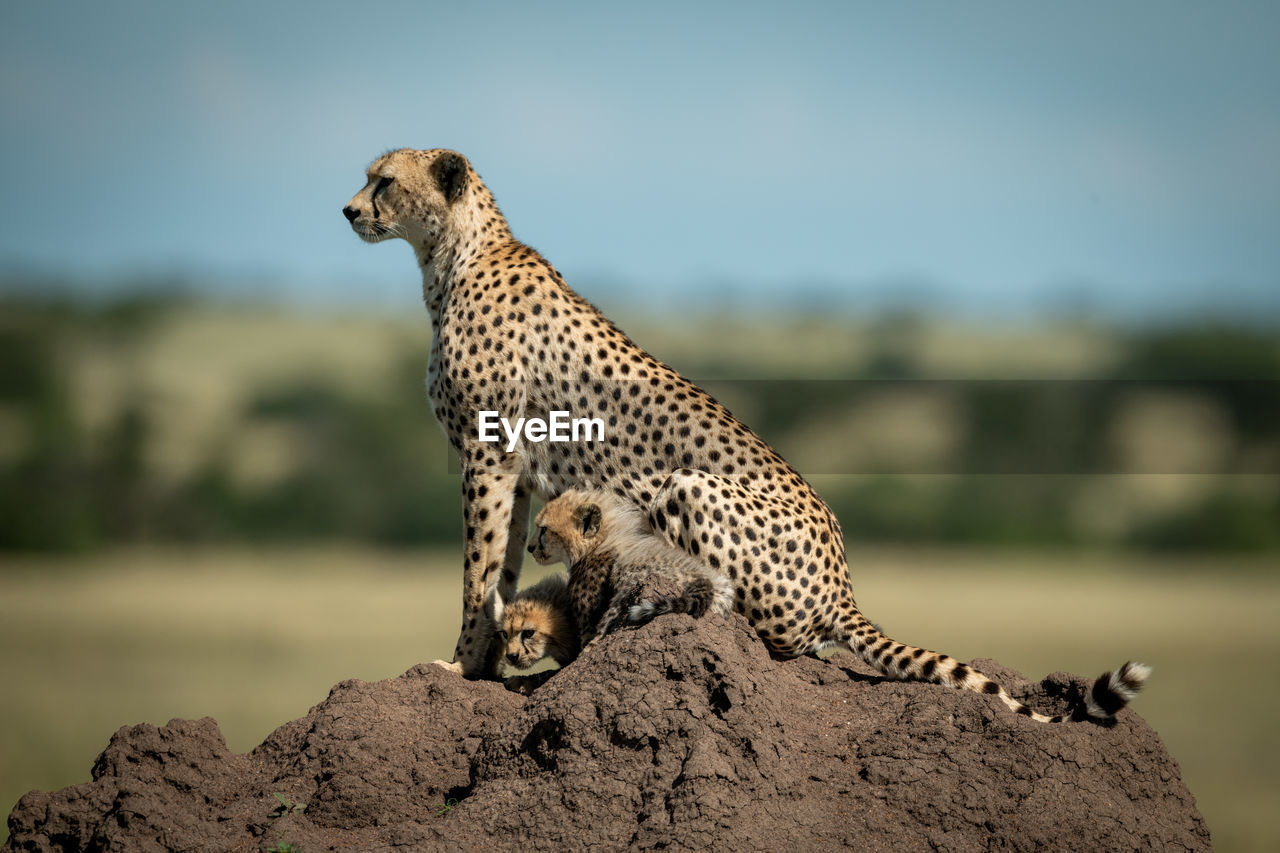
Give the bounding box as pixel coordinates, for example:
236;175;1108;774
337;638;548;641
577;503;602;539
430;151;469;204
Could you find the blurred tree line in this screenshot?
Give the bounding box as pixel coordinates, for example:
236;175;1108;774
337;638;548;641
1;293;1277;555
0;296;461;552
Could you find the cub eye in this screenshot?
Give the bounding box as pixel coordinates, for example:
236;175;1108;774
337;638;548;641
496;629;507;640
521;628;536;640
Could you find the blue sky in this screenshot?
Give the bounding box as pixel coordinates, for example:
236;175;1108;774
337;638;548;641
3;1;1278;318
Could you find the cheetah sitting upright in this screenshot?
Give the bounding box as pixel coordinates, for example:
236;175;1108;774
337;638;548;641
343;148;1148;724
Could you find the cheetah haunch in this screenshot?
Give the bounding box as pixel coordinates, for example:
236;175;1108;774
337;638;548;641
343;148;1148;723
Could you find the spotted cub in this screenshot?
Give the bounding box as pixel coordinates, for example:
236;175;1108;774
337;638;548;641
490;574;580;670
492;490;731;678
527;488;734;648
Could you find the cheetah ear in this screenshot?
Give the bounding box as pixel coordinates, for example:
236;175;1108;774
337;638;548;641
431;151;468;204
577;503;602;539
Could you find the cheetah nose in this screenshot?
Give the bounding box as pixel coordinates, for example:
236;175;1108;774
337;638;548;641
506;652;519;664
526;543;535;554
342;205;359;223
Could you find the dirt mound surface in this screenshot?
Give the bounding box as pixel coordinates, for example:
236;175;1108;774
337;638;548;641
7;613;1209;852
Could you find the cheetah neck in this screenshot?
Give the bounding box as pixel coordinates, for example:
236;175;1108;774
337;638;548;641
417;186;515;325
567;547;613;575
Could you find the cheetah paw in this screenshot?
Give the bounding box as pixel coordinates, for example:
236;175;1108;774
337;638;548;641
504;675;541;696
430;659;465;675
503;670;556;695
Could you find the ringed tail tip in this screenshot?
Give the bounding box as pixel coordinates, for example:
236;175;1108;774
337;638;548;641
1085;661;1152;721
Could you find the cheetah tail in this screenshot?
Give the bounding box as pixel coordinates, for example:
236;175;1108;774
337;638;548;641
1084;661;1153;721
840;620;1150;724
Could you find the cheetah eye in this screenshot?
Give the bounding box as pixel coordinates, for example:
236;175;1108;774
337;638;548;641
496;629;507;640
521;628;536;641
373;176;394;196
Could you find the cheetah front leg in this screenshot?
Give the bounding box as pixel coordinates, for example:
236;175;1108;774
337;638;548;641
497;481;532;606
481;480;533;673
435;442;526;680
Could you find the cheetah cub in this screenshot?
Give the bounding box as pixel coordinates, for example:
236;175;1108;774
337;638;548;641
490;574;580;670
526;487;734;649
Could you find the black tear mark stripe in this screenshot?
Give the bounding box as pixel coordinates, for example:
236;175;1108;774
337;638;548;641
371;176;393;218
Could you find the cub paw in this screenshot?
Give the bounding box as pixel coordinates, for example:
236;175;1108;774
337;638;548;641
504;675;540;695
503;670;557;695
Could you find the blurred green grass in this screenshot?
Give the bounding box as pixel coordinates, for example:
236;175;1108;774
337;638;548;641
2;546;1276;851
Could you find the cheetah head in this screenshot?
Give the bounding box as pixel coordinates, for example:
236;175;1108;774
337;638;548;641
342;148;471;250
526;495;603;567
495;599;559;670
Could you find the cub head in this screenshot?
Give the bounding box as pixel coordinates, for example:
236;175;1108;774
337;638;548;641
342;148;472;249
526;493;604;567
496;599;562;670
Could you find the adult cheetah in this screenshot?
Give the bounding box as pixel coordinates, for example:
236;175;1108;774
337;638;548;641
342;149;1148;723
